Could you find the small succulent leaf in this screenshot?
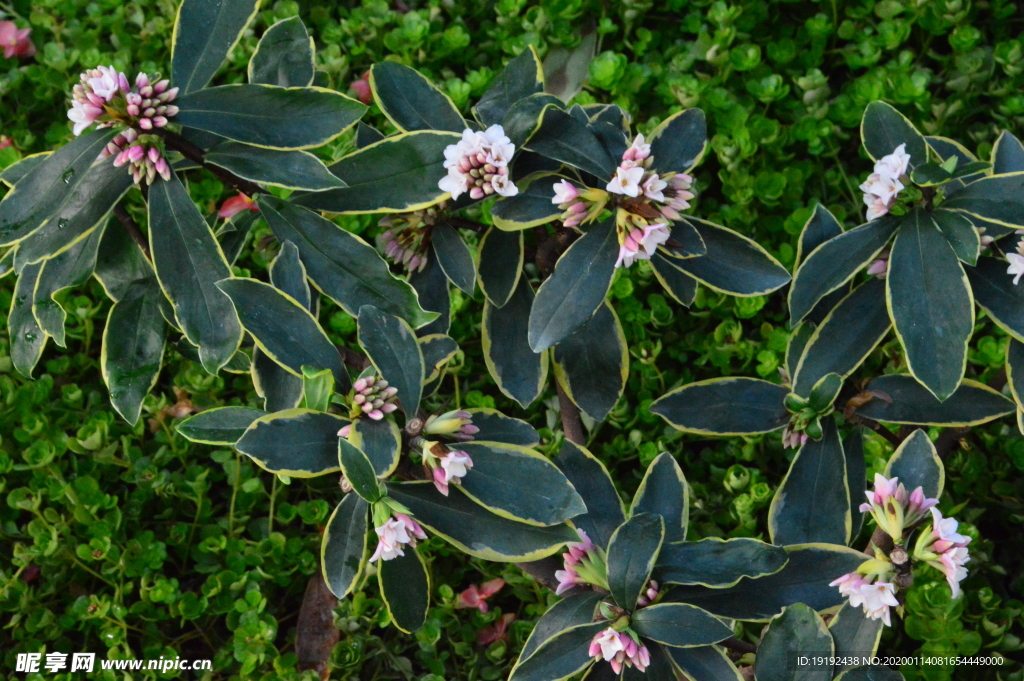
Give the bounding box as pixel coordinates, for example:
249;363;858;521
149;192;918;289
175;84;366;150
650;377;790;435
235;409;346;477
518;591;605;662
965;257;1024;342
654;537;789;588
148;175;242;374
552;440;625;550
669;217;790;296
769;418;851;546
177;406;267;445
630;603;733;648
931;208;980;266
370;61;464;133
257;196;436;328
420;334;459;383
431;222;476;294
796;203;844;267
942;172;1024;228
542;28;597;103
100;278;167;424
457;441;587;527
754;603;834;681
475;46;545;126
32;222;107;346
553;302;628;422
347;418;401;478
15;157;132;269
648;108;708;174
205;142;345;191
217;277;348;391
357;304;424;420
529;218;618;352
295;131;459;214
525;105;619;178
665;646;744;681
384;482;579;561
992;130;1024;175
629;453;688;543
465;408;539;447
792;279;890;397
378;547;430;633
852;375;1014;426
478;227;524;307
844;429;867;541
491;179;562;231
0;129;118;247
788;215;900;326
829;604;884;674
860;101;927;166
321;493;368;598
483;276;548;407
887;208;973;401
650;253;698;307
248;16;314;87
172;0;261;94
883;429;944;500
606;512;665;610
509;622;603;681
664;544;868;621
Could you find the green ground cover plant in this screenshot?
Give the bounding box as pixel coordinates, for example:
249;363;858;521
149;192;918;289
1;0;1024;680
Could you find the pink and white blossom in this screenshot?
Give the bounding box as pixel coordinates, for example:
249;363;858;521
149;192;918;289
552;179;580;205
860;143;910;221
641;174;667;202
369;514;427;562
589;629;650;674
622;133;651;163
606;165;645;197
830;572;899;626
438;125;519;200
615;223;670;268
1007;248;1024;285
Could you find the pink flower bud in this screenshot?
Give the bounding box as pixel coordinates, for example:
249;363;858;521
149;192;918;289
152;116;168;127
155;79;170;93
368;409;384;420
138;117;153;130
432;467;449;496
380;403;398;414
127;145;145;162
156;158;170;181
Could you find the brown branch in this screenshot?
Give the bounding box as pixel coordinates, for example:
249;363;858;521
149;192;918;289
337;345;371;372
934;426;969;459
153;129;263;197
113;204;150;260
846;413;903;448
446;217;488;233
556;380;586;446
720;637;757;655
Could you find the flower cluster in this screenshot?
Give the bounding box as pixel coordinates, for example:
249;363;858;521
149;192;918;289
553;529;609;595
218;193;259;220
438;125;518;200
421;441;473;496
551;180;608;228
830;570;900;625
860;143;910;221
589;628;651;674
912;508;972;598
1006;238;1024;285
0;20;35;60
68;67;178;137
339;375;399;429
781;424;808;450
369;513;427;562
376;203;446;273
635;579;660;608
423;409;478;441
866;248;890;279
100;129;171;184
860;473;938;542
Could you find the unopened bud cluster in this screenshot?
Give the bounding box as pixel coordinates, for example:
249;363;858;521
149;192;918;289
554;529;608;595
422;409;478;441
438;125;519;200
100;129;171;184
377;203;446;273
344;375;399;424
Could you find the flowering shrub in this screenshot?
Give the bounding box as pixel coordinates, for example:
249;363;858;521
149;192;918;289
3;0;1024;679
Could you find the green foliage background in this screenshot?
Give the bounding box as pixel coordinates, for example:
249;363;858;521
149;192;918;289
1;0;1023;679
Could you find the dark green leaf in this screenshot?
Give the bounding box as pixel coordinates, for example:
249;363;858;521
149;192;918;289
257;196;436;327
655;537;789;587
476;47;544;126
789;215;900;325
93;213;152;302
553;302;627;422
252;349;303;412
348;418;401;478
666;646;744;681
529;218;618;351
371;62;464;133
807;373;843;412
355;122;385;149
829;604;883;674
235;409;346;477
631;603;732;648
501;93;565;150
860;101;927;166
932;208;979;265
219;210;257;266
431;223;475;294
205;142;344;191
965;256;1024;342
357;305;424;419
269;240;312;310
172;0;260;93
248;16;314;87
659;219;706;260
606;513;664;610
651;377;790;435
0;152;50;187
943;172;1024;228
665;544;868;621
853;374;1014;426
409;256;451;335
321;493;368;598
385;482;579;561
650;253;697;306
175;84;366;150
148;176;241;373
797;204;844;266
177;406;267;445
884;429;943;500
484;276;548;407
648;108;707;174
542;28;597;102
630;453;688;543
509;622;603;681
519;592;604;662
887;209;973;401
525;106;618;178
378;548;430;632
754;603;834;681
420;333;458;383
10;266;50;376
458;441;586;526
553;440;625;550
670;217;790;296
844;429;867;540
338;438;382;502
909;162;952;187
992;130;1024;175
32;222;107;347
491;179;562;231
466;409;539;447
478;227;523;308
296;131;458;213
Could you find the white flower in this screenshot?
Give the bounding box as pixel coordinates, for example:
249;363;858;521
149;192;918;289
639;222;670;253
87;65;121;101
929;507;969;547
441;450;474;483
938;547;970;599
589;628;625;661
874;143;910;180
1007;252;1024;285
864;195;892;221
67;101;102;136
607;166;645;197
438;167;470;200
858;581;899;626
491;173;519;197
438;125;519;199
622;133;651;162
552;179;580;205
369;518;413;562
861;143;911;221
642;174;667;202
860;172;904;204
